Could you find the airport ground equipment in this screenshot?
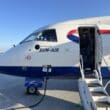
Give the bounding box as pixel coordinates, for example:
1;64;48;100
25;77;44;94
78;25;110;110
24;65;51;94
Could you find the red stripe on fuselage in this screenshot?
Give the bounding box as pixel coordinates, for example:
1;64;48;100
99;30;110;34
68;30;77;35
67;29;110;36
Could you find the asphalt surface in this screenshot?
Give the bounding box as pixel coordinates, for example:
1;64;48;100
0;74;83;110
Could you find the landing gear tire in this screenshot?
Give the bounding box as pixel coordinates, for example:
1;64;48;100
26;86;39;95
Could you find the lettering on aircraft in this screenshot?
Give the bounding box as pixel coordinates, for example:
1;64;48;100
25;55;31;60
39;48;59;52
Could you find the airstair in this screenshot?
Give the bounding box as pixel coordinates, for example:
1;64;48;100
78;25;110;110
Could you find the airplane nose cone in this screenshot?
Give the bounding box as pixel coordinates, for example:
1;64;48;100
0;52;10;66
0;49;17;75
0;53;5;74
0;51;18;76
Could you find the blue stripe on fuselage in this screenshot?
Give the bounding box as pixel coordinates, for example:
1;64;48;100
67;35;79;43
0;66;110;78
0;66;80;78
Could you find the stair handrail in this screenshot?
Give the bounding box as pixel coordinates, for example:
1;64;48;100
104;80;110;90
80;55;85;79
93;68;102;85
97;66;103;85
94;69;99;79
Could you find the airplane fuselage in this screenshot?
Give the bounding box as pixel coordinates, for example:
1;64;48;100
0;16;110;78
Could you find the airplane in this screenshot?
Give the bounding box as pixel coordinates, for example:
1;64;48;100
0;16;110;94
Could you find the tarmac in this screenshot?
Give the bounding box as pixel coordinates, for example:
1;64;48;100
0;74;83;110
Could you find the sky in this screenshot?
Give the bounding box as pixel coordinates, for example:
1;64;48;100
0;0;110;51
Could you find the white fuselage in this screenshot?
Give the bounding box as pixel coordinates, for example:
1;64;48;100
0;16;110;78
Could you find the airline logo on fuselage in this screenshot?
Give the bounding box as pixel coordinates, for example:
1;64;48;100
67;29;110;43
67;30;79;43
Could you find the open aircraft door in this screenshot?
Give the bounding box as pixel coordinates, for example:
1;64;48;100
78;25;102;76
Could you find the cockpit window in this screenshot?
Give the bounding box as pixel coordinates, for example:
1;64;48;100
20;29;57;44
